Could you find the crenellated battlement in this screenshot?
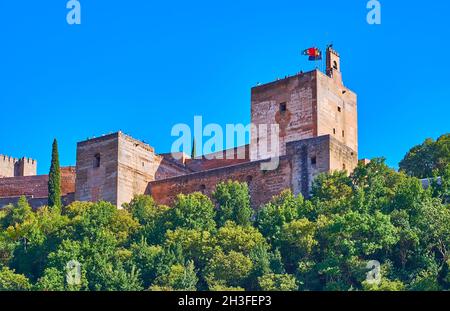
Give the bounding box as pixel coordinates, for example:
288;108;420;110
0;155;19;163
0;154;37;178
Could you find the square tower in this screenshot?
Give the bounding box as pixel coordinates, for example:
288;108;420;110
250;47;358;172
0;155;37;178
75;132;160;208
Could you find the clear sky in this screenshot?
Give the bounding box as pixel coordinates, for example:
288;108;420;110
0;1;449;175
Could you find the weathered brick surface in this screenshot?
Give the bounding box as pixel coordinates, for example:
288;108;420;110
148;135;357;207
316;71;358;155
184;145;250;172
148;157;292;209
75;132;190;208
75;133;120;205
287;135;357;197
0;48;359;210
250;71;318;159
0;155;37;178
0;167;75;198
0;193;75;209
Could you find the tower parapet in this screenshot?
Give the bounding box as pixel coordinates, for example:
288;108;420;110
0;155;37;178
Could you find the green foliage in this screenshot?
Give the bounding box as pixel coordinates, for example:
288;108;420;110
399;134;450;178
256;190;304;244
213;180;253;227
216;221;268;255
48;139;62;208
34;267;66;291
0;267;31;291
362;279;405;291
168;193;216;232
124;195;170;244
258;273;297;291
0;142;450;291
151;261;198;291
205;249;253;288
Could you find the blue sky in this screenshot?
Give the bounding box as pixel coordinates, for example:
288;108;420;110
0;1;449;175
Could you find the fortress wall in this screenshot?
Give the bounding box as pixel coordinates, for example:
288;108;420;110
16;157;38;176
250;71;318;159
329;136;358;172
0;167;76;198
75;134;120;205
0;155;37;178
184;145;250;172
147;157;292;209
287;136;331;197
117;133;161;208
155;158;193;180
0;155;17;178
0;193;75;209
316;71;358;154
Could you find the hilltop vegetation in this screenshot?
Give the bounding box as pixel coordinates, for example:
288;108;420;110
0;135;449;291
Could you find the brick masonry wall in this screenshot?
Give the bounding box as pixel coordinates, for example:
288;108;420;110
75;133;119;205
250;71;318;159
117;133;165;208
287;136;331;197
74;132;193;208
0;156;17;178
0;166;76;198
0;193;75;209
148;157;292;209
329;136;358;172
148;135;358;208
316;70;358;155
17;158;37;176
0;156;37;178
154;158;192;180
184;145;250;172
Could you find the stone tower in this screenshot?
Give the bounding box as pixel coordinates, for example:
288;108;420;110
250;46;358;172
0;155;37;178
75;132;159;208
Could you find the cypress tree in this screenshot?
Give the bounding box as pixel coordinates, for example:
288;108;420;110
48;138;61;208
191;138;197;159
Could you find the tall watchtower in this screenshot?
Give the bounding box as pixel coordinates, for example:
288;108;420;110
250;47;358;172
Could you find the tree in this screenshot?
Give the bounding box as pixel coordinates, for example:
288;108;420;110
256;190;304;244
129;241;163;288
34;267;66;291
278;218;318;272
0;267;31;291
1;133;450;291
124;195;170;244
216;221;268;256
258;273;297;291
151;261;198;291
399;134;450;178
191;138;197;159
213;181;253;227
165;228;215;268
167;193;216;232
48;139;62;208
205;250;253;288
